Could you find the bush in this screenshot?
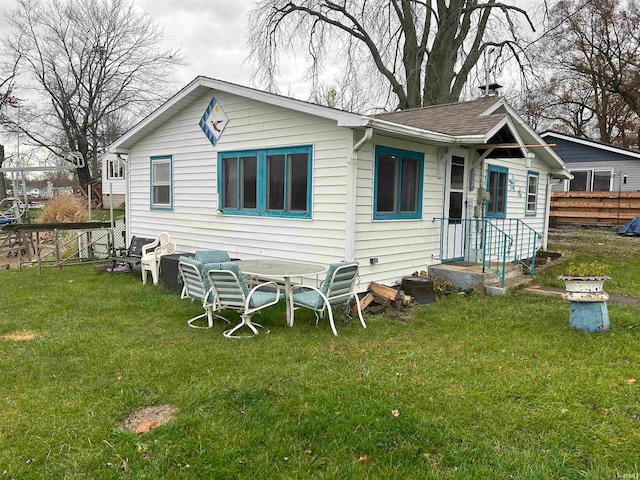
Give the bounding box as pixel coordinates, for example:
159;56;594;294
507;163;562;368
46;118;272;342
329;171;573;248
37;194;88;223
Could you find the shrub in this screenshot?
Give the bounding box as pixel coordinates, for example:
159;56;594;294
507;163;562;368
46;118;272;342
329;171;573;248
37;194;88;223
563;260;611;277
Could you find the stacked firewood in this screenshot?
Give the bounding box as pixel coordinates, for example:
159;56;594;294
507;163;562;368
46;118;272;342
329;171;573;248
351;282;413;316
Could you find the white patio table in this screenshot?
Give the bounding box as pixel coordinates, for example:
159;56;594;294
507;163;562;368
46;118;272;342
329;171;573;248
237;259;327;327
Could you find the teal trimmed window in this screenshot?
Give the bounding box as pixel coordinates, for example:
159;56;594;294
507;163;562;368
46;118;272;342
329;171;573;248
374;145;424;220
218;145;312;218
526;171;539;216
486;165;508;218
150;155;172;210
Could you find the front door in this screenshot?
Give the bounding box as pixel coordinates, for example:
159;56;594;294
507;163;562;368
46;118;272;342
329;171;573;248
443;153;467;261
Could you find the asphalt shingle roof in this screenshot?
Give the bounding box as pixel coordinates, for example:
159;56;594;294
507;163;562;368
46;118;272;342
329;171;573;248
374;96;507;136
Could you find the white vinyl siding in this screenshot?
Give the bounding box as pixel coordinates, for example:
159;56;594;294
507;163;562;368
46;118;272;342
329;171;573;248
126;90;351;265
101;153;126;195
354;135;443;287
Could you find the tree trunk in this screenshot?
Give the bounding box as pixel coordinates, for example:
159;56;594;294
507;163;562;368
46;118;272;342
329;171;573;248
0;144;7;201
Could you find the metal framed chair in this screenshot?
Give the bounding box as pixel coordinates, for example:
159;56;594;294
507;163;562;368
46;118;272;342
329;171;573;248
206;262;281;338
141;232;176;285
289;262;367;336
178;257;230;329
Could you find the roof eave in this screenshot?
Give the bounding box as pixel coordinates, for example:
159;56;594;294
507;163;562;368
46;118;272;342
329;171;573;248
370;118;486;145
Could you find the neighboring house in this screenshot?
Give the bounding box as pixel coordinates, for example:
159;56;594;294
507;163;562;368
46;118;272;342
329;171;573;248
108;76;570;290
541;131;640;192
101;152;126;208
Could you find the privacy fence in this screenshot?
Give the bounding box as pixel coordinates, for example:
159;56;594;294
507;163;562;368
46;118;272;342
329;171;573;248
550;191;640;226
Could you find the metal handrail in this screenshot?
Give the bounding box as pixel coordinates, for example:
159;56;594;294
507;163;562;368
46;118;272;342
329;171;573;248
485;218;542;277
433;217;513;287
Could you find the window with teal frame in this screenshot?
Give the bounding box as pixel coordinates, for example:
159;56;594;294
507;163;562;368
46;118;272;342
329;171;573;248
373;145;424;220
150;155;172;210
486;165;508;218
525;171;539;216
218;145;312;218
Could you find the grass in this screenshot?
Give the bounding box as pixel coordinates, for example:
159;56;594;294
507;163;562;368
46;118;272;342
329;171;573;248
1;263;639;478
535;227;640;295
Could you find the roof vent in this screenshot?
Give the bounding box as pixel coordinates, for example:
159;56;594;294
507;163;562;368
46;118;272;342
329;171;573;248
478;83;502;98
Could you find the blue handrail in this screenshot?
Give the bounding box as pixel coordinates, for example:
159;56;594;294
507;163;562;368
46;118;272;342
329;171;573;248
433;217;513;287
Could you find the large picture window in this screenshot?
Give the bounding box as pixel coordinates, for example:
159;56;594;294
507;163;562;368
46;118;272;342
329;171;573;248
486;165;508;218
568;169;612;191
150;155;172;210
526;171;539;215
219;146;312;218
374;145;424;220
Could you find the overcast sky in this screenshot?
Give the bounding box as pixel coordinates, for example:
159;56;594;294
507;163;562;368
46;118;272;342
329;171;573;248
0;0;546;150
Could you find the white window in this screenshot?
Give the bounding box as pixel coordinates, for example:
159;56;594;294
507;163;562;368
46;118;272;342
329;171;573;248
107;158;124;179
150;156;172;210
526;172;539;215
568;169;613;191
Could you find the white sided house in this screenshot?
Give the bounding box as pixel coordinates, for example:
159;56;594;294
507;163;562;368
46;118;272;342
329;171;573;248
101;152;126;208
109;76;570;291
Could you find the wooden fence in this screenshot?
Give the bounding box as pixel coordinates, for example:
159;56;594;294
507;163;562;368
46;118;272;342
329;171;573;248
550;191;640;226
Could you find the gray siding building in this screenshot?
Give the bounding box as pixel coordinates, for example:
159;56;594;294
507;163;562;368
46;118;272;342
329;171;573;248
541;131;640;192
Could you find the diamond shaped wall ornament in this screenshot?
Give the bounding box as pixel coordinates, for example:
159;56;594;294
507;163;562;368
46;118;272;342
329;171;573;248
199;97;229;146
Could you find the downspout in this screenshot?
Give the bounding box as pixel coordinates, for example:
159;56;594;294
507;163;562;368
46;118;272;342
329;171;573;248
116;152;130;245
543;173;552;251
345;127;373;261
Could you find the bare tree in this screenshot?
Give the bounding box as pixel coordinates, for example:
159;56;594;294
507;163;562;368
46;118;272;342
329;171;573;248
1;0;183;187
0;59;20;200
521;0;640;148
248;0;536;110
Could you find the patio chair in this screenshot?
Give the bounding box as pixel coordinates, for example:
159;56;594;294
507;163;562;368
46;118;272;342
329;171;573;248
178;257;229;329
289;261;366;336
141;232;176;285
206;262;281;338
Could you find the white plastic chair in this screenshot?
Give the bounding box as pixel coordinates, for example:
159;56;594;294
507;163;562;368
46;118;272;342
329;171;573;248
289;262;366;336
206;262;281;338
140;232;176;285
178;258;230;329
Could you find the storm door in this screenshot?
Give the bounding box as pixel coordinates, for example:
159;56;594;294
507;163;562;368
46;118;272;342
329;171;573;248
443;154;467;261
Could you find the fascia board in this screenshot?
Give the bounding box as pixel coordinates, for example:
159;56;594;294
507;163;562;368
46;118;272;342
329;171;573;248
541;131;640;159
502;102;567;169
479;97;506;116
109;77;206;151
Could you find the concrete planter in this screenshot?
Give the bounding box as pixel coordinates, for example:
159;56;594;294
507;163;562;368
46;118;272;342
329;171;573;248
557;276;611;332
557;276;610;302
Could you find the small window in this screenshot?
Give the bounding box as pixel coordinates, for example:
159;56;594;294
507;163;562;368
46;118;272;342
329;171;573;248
526;171;539;215
374;146;424;220
218;146;311;218
107;158;124;179
486;165;508;218
150;156;172;210
568;170;591;191
593;170;612;191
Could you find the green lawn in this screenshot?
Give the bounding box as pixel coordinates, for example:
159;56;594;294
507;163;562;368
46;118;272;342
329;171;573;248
535;227;640;296
1;265;639;478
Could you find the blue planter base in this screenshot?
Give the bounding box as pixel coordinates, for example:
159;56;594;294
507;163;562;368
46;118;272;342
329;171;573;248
569;301;610;332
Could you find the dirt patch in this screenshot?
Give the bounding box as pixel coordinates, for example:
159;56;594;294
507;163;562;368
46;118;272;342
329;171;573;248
0;330;38;341
118;404;177;433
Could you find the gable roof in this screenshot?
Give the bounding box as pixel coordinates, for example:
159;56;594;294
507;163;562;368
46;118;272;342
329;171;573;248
540;131;640;159
108;76;569;178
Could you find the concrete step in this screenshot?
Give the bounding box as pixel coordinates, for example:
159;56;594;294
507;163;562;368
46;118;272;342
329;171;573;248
485;275;534;296
429;261;524;292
